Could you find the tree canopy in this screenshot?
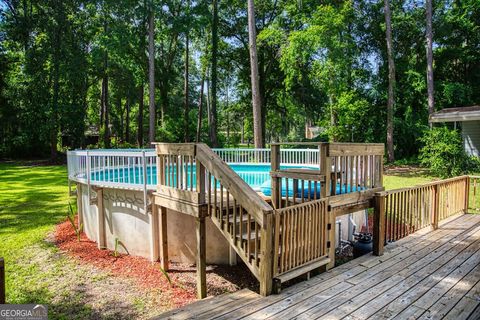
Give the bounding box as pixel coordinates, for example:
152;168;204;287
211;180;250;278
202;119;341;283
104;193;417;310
0;0;479;160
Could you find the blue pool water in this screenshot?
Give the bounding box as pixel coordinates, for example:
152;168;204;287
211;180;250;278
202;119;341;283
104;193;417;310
90;163;310;191
90;163;362;196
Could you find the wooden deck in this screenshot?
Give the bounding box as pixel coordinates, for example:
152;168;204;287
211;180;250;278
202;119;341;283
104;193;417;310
155;213;480;320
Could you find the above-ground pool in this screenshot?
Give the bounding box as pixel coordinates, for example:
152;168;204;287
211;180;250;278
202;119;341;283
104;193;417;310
90;163;313;192
89;162;363;198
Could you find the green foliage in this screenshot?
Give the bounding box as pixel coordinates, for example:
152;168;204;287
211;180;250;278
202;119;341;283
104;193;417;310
419;127;479;178
67;202;83;242
1;0;479;160
113;238;129;257
159;266;172;286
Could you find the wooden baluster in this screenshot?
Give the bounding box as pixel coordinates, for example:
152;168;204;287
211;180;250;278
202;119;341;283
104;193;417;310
281;212;287;273
247;213;251;262
233;199;237;245
255;221;259;267
226;191;230;233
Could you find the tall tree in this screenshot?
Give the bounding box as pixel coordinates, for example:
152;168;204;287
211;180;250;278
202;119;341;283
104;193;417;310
137;84;144;146
384;0;395;162
426;0;434;118
196;71;205;143
183;0;190;142
247;0;263;148
50;0;63;160
209;0;219;147
148;3;155;145
102;3;110;148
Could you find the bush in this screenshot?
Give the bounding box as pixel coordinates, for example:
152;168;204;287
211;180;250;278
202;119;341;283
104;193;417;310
419;127;479;178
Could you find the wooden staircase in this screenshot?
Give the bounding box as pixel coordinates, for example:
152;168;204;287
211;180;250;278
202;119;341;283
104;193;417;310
151;142;385;298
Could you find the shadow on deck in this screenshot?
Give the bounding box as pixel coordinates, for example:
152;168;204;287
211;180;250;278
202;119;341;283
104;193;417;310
155;213;480;320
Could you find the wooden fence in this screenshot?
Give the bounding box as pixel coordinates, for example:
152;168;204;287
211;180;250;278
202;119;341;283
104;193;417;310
273;199;332;282
373;175;472;256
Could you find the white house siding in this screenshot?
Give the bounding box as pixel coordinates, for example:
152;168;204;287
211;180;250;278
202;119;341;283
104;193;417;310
462;120;480;157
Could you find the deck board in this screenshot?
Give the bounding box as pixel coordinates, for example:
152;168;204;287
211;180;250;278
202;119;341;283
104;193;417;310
154;214;480;320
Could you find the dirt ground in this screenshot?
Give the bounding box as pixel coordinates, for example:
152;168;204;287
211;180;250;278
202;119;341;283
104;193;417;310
45;218;257;319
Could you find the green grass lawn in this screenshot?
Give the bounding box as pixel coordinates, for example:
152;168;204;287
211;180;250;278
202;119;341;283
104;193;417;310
0;162;167;319
0;162;477;319
0;163;69;302
383;173;436;190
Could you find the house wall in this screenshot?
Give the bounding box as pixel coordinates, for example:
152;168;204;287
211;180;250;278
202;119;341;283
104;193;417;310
462;120;480;157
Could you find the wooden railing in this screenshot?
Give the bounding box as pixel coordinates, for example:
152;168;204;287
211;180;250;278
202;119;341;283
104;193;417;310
373;176;470;255
154;142;386;296
270;143;384;209
273;199;332;282
196;144;275;295
154;143;275;296
329;143;384;195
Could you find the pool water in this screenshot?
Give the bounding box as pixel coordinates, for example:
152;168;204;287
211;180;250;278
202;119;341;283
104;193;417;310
90;163;312;191
90;163;363;197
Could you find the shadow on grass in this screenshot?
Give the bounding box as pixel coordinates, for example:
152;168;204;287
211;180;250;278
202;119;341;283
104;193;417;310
12;285;141;320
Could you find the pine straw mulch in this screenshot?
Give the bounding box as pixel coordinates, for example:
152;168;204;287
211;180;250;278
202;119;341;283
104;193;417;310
54;217;258;310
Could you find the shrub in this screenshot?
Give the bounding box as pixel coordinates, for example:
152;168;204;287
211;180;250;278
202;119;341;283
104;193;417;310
419;127;479;178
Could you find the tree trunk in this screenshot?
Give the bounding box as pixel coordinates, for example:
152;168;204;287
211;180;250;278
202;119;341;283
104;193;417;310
209;0;219;147
148;7;156;145
206;77;211;128
137;84;144;147
426;0;434;118
241;117;245;144
125;96;130;143
102;53;110;148
184;31;190;142
247;0;263;148
385;0;395;162
50;3;62;161
196;71;205;143
259;50;266;146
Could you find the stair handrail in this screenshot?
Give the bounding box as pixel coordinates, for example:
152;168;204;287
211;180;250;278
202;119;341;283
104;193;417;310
196;143;274;226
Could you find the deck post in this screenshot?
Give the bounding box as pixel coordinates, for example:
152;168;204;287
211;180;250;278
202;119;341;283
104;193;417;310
271;144;280;209
326;206;336;269
96;188;106;249
465;176;470;213
196;215;207;299
433;184;440;230
229;247;237;266
373;193;386;256
320;143;331;198
150;202;159;262
0;257;5;304
259;213;273;296
159;206;169;270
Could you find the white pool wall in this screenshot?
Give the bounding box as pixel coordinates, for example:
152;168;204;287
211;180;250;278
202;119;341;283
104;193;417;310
78;183;232;264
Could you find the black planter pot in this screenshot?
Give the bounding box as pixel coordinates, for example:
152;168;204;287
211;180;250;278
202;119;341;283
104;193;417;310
353;233;373;258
